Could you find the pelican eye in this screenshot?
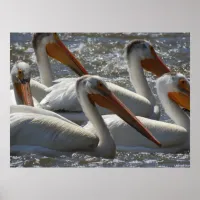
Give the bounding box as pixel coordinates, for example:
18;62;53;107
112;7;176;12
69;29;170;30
178;78;190;94
17;69;24;80
96;81;105;89
179;78;184;83
150;45;154;50
18;69;23;75
178;78;186;87
99;82;103;87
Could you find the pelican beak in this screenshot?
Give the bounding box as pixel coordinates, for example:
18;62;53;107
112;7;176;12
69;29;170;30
88;91;162;147
168;92;190;111
46;33;88;76
141;47;170;77
14;71;34;106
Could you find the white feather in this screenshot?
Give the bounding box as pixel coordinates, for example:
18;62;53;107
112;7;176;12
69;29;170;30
84;73;190;153
10;112;98;151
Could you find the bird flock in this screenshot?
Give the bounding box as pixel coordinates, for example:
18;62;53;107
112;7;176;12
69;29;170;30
10;33;190;159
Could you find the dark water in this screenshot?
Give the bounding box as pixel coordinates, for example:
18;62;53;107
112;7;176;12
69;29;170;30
10;33;190;168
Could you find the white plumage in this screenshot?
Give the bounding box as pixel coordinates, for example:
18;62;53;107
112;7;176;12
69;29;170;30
29;35;171;123
84;73;190;153
10;112;98;151
10;75;161;158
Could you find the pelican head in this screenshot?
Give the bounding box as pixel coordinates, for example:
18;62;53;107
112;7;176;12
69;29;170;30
77;75;162;147
157;72;190;111
125;39;170;77
32;33;88;76
11;61;34;106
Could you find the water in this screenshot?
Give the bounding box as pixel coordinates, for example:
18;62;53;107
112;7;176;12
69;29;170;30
10;32;190;168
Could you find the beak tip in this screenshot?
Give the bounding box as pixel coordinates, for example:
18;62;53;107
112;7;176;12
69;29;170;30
151;136;162;147
155;141;162;148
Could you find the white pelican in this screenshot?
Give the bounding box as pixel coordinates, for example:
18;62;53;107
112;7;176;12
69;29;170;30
10;75;161;158
31;34;170;121
10;61;34;107
25;33;88;103
84;73;190;153
10;61;89;123
10;61;80;126
125;39;171;119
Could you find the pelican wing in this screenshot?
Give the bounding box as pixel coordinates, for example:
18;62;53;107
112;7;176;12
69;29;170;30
10;113;98;151
10;105;78;126
52;77;78;84
40;79;82;111
40;80;152;117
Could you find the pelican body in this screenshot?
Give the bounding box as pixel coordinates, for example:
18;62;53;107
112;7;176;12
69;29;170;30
10;75;161;158
10;61;79;126
84;73;190;153
28;33;169;121
29;34;170;123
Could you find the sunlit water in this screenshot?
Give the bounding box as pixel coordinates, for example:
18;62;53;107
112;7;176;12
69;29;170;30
10;33;190;168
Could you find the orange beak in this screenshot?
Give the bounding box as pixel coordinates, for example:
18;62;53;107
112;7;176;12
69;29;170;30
141;47;170;77
14;80;34;106
45;33;88;76
168;92;190;111
89;91;162;147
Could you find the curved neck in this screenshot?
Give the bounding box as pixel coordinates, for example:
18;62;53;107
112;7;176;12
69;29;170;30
78;91;116;158
157;89;190;131
35;47;53;87
127;55;157;106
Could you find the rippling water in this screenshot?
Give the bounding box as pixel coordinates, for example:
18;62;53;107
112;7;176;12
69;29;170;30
10;33;190;168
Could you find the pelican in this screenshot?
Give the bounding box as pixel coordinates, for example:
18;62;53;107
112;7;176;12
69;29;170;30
10;61;80;126
10;75;161;158
26;33;88;101
84;73;190;153
10;61;34;107
125;39;170;119
10;61;89;123
30;33;170;122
